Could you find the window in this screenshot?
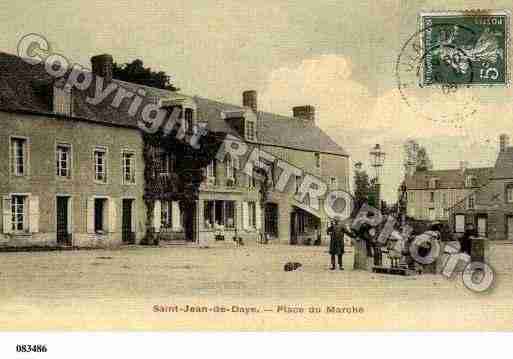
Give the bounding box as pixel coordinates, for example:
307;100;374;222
315;153;320;168
158;152;175;176
161;200;173;229
53;86;72;115
207;160;216;178
184;108;194;134
455;214;465;233
506;185;513;203
94;198;107;233
443;208;449;218
11;195;27;232
466;175;477;188
467;195;475;210
122;151;136;184
204;200;235;229
441;193;447;205
248;201;256;228
225;155;234;180
56;144;71;178
247;173;256;188
330;176;337;188
295;175;302;194
11;137;27;176
429;178;440;189
429;191;435;203
94;147;107;183
409;191;415;202
246;121;255;141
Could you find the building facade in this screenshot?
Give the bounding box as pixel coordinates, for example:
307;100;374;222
449;138;513;241
0;51;350;248
404;163;492;222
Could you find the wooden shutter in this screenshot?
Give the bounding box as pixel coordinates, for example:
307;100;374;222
242;202;249;230
172;201;181;230
109;198;117;233
2;195;12;234
29;196;39;233
255;203;262;230
86;198;95;233
153;200;161;232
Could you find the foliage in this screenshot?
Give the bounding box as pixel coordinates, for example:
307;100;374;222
354;165;373;212
113;59;179;91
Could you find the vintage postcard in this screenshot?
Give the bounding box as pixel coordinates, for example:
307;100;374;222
1;0;513;339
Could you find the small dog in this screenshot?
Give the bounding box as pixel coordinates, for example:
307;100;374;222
284;262;302;272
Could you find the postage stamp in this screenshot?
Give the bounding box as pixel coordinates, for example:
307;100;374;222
419;10;510;86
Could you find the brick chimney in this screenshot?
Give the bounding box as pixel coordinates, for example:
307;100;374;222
499;133;510;152
242;90;257;113
292;105;315;123
91;54;113;82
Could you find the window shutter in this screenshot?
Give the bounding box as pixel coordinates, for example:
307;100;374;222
109;198;117;233
242;202;249;230
153;200;161;232
172;201;181;230
2;196;12;234
29;196;39;233
255;203;262;230
86;198;95;233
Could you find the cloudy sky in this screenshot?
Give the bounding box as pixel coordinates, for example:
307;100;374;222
1;0;512;201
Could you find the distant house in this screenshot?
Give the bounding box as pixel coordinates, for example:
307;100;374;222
404;163;493;222
449;139;513;241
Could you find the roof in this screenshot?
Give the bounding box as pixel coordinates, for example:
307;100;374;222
493;146;513;179
194;96;348;156
0;52;348;156
405;167;493;189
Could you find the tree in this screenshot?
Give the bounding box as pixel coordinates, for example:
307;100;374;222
403;139;433;174
113;59;179;91
354;162;373;212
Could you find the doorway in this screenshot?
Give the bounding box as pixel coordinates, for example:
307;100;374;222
122;199;135;244
56;196;71;245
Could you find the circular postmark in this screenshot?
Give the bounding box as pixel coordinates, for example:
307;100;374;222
396;23;481;128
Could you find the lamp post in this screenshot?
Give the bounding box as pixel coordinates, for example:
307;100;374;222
369;144;386;210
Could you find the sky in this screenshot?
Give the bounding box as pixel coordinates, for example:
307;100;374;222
1;0;512;201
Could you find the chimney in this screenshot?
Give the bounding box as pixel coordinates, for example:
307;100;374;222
91;54;113;82
499;134;509;152
242;90;257;113
292;105;315;123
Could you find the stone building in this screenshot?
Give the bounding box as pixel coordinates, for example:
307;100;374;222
193;93;350;244
449;135;513;240
0;52;147;247
404;163;492;222
0;51;350;248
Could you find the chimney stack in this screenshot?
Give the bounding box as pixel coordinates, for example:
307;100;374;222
91;54;113;82
499;134;510;152
242;90;258;113
292;105;315;123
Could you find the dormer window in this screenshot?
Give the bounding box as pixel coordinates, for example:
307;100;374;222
246;121;255;141
53;86;72;116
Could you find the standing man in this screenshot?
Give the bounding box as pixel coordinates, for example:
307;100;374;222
460;223;477;256
327;220;345;270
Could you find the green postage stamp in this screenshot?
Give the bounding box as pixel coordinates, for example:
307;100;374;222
420;10;510;86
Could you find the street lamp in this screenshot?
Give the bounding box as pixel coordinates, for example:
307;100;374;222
369;144;386;209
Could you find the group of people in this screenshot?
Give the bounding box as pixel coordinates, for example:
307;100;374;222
325;216;478;271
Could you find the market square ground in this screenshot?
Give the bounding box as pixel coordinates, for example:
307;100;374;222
0;242;512;330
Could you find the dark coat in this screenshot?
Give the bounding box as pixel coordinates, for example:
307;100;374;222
327;223;345;255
